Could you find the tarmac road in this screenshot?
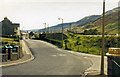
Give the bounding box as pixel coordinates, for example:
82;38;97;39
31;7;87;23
2;39;91;76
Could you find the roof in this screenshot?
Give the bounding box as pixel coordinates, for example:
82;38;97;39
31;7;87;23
12;23;20;27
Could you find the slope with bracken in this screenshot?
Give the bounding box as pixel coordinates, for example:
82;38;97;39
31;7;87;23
75;7;120;34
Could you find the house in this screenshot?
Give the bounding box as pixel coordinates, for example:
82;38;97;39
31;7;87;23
29;31;35;39
12;23;20;36
1;17;20;36
21;32;29;39
0;22;2;36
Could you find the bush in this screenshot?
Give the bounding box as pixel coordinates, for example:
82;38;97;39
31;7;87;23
63;34;120;55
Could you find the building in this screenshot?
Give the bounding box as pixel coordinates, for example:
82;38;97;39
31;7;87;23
1;17;20;36
0;22;2;36
12;23;20;36
29;31;35;39
21;32;29;39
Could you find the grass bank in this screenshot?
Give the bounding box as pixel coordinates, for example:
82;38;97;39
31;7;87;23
36;33;120;55
64;34;120;55
1;37;19;47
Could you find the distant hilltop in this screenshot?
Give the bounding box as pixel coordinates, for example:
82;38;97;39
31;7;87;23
24;7;120;35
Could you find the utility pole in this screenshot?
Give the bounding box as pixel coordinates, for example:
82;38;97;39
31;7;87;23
101;0;105;75
58;18;64;48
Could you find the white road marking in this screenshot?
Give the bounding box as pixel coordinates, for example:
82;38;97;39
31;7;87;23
51;54;66;57
51;55;57;56
59;54;66;56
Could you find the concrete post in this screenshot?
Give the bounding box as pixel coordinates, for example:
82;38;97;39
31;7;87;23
6;48;8;61
8;45;13;60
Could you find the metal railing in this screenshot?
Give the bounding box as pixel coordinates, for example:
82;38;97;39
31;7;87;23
1;45;22;62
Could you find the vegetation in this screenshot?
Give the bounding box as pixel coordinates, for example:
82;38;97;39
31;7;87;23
72;7;120;34
34;33;39;38
27;7;120;35
33;7;120;55
45;33;68;40
64;34;120;55
38;33;67;48
83;29;100;35
1;37;19;47
38;33;120;55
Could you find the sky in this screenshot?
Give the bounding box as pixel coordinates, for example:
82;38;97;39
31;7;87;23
0;0;119;30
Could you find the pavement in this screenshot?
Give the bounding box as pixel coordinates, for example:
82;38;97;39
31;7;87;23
64;50;107;77
37;40;108;77
2;39;91;75
1;40;34;67
2;39;108;77
40;40;108;77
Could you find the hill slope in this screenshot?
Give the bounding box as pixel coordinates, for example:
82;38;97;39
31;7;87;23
27;7;120;34
75;7;120;34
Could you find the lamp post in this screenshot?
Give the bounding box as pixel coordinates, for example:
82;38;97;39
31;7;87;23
70;23;72;31
43;23;46;34
47;24;49;33
101;0;105;75
43;23;47;39
58;18;64;48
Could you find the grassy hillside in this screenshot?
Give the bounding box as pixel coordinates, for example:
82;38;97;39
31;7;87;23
72;7;120;34
26;7;120;35
37;33;120;55
36;15;100;33
1;37;19;47
64;34;120;55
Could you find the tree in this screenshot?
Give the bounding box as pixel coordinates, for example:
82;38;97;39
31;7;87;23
83;29;100;35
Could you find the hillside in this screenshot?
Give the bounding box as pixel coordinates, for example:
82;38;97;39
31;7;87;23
37;15;100;33
75;7;120;34
27;7;120;34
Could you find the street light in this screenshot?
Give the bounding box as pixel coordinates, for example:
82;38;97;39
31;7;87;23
47;24;49;33
70;23;72;31
43;23;46;34
101;0;105;75
58;18;64;48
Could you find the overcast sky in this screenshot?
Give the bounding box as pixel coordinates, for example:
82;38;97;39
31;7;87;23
0;0;119;30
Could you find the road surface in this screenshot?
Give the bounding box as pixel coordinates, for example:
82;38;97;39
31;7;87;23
2;39;91;76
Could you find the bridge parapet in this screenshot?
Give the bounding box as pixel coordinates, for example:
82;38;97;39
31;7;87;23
106;48;120;77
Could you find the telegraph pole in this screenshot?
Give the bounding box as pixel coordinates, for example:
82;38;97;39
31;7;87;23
58;18;64;48
101;0;105;75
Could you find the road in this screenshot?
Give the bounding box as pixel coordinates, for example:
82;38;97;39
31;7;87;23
2;39;91;76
